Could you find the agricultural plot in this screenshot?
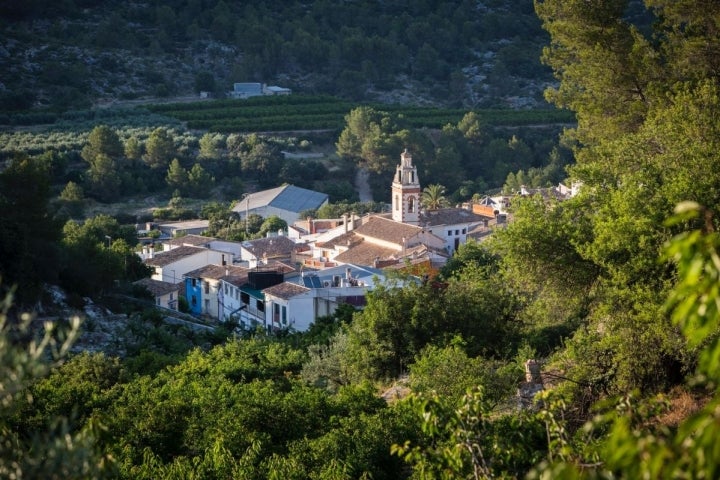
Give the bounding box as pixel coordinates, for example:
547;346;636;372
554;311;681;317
147;95;574;132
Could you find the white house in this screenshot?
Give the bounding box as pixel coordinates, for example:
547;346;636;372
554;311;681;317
232;184;329;226
163;234;241;265
218;267;288;330
263;264;399;332
263;282;314;332
238;235;303;268
143;245;227;284
419;207;493;255
133;278;181;310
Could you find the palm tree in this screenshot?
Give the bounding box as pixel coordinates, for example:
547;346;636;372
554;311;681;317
422;184;447;210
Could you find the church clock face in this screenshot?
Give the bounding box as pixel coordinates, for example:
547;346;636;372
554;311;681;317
392;149;421;225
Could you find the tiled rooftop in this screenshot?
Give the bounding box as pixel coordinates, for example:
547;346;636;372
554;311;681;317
145;245;207;267
353;216;422;244
185;264;250;280
262;282;311;300
419;208;493;227
133;278;180;297
241;235;299;258
165;234;216;247
333;240;399;266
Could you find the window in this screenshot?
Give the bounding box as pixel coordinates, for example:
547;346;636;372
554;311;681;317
282;306;287;325
395;195;399;210
192;278;197;287
192;295;197;306
455;229;459;235
462;228;466;234
447;230;452;236
241;292;250;304
170;293;174;300
257;300;265;312
408;196;415;213
204;282;209;294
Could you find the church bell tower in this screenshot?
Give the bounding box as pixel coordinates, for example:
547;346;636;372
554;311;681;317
391;149;421;225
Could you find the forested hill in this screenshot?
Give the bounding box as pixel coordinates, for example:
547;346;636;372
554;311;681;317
0;0;555;112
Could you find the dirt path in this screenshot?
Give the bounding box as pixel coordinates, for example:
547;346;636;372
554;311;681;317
355;168;373;202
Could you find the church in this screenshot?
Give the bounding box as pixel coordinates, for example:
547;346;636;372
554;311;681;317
390;149;493;253
298;149;494;271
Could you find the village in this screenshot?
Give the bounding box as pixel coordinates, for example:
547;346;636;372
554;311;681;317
135;149;577;334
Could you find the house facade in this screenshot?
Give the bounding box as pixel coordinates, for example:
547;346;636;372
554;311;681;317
262;264;396;332
133;278;181;310
184;264;249;317
419;208;493;254
219;269;286;330
238;235;301;268
263;283;314;332
163;234;240;265
144;245;227;284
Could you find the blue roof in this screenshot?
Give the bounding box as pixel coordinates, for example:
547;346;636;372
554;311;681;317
270;185;328;213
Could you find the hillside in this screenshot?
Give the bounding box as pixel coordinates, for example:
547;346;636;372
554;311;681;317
0;0;554;114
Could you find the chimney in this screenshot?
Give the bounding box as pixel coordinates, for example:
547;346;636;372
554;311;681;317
149;242;155;259
349;213;355;231
343;213;348;233
307;216;315;234
346;267;352;280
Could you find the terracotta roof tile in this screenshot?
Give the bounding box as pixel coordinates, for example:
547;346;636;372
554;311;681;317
333;240;399;266
262;282;311;300
133;278;180;297
419;208;492;227
185;264;250;280
241;236;298;258
354;216;422;243
316;230;363;249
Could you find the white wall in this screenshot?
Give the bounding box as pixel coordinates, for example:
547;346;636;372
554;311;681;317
157;291;178;310
152;249;227;284
266;293;315;332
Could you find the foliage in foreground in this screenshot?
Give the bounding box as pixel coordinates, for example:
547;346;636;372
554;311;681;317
393;203;720;479
0;294;108;479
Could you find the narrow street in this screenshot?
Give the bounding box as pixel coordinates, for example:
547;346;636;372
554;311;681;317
355;167;373;202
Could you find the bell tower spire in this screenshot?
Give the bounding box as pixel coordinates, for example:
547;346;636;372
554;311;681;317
391;149;421;225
